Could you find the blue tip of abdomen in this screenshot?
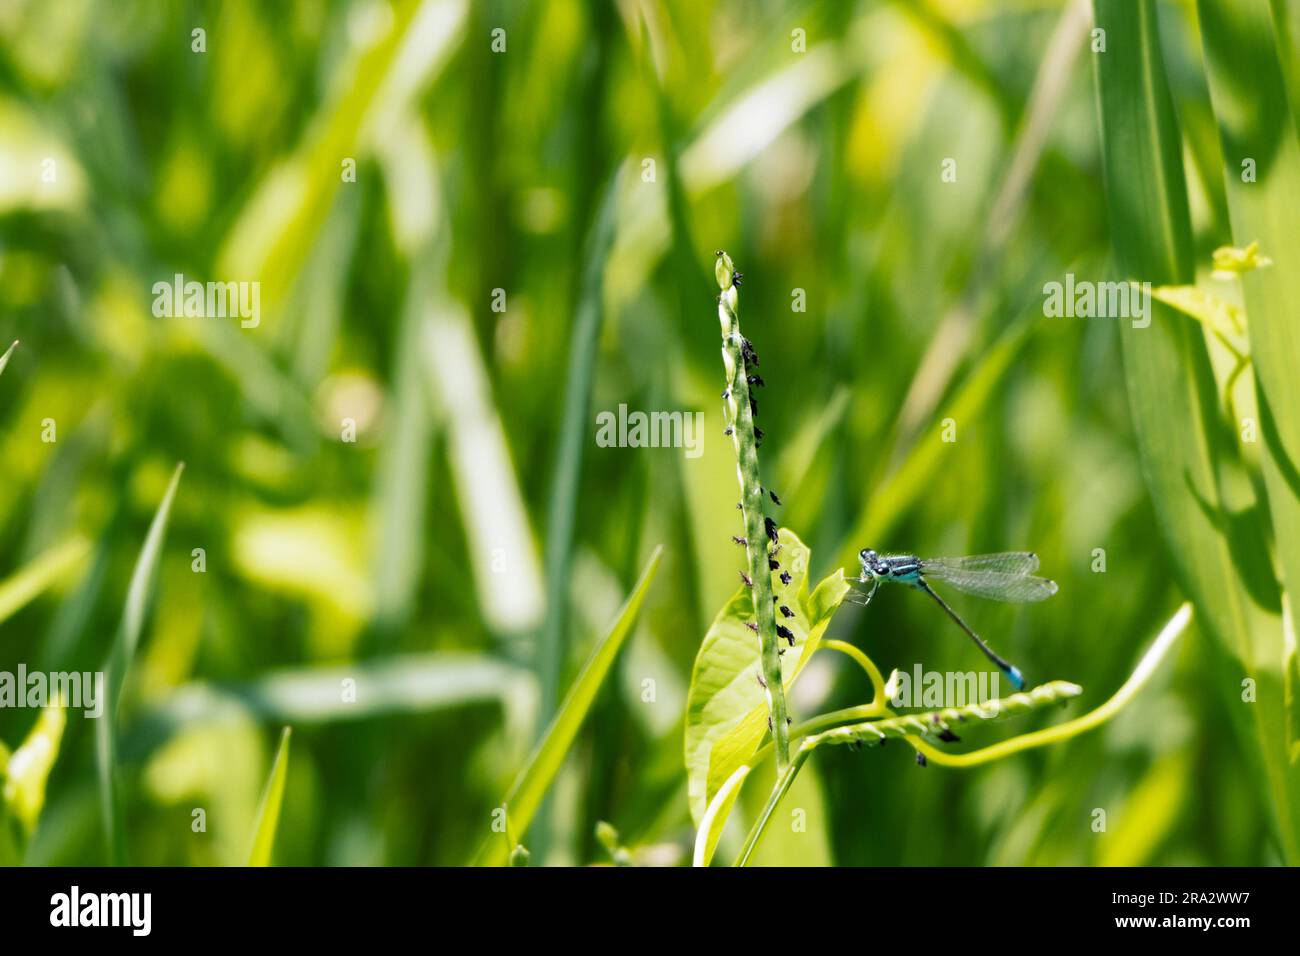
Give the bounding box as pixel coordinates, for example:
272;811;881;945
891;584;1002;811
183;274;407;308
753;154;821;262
1004;665;1025;691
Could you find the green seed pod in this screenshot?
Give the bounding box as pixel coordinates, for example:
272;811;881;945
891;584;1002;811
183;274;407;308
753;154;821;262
715;250;735;290
712;251;791;770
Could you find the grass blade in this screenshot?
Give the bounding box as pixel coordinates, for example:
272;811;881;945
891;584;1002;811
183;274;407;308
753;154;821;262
474;545;662;867
1198;0;1300;858
1092;0;1255;657
0;340;16;377
95;461;184;865
136;653;528;739
422;302;543;636
0;536;90;627
2;701;66;837
1093;0;1300;861
247;727;292;867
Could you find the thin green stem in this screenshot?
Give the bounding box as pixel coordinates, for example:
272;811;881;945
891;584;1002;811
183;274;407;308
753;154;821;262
729;603;1191;864
735;741;813;867
821;638;888;700
715;251;789;770
908;602;1191;767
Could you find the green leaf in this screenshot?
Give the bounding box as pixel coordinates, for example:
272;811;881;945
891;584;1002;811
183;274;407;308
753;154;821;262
685;528;848;825
2;702;67;835
95;461;184;865
216;0;464;317
0;340;16;377
474;545;662;866
0;536;90;627
144;653;528;728
1093;0;1299;861
692;764;750;867
247;727;291;867
1093;0;1266;672
1199;0;1300;787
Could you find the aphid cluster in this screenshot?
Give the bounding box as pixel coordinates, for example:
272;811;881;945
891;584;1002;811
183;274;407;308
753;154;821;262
715;254;800;655
716;250;804;753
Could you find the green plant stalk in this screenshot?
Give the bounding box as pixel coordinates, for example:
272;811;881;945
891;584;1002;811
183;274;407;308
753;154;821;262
735;740;812;867
910;603;1191;767
715;251;789;771
810;680;1084;749
731;603;1191;864
734;680;1082;866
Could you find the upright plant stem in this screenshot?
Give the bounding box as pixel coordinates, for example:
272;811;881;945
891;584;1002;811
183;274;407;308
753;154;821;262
735;741;811;866
715;251;790;770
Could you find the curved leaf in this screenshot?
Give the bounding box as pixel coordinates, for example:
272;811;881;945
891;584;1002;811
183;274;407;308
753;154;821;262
2;702;66;834
248;727;292;866
0;536;90;627
474;545;662;866
685;528;848;825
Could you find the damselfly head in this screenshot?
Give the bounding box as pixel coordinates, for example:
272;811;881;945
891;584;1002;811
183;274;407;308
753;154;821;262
858;548;885;577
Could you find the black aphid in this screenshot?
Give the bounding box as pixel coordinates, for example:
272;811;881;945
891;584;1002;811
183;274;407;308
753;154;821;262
776;625;795;646
756;673;767;689
745;621;759;633
733;271;743;285
749;374;765;388
936;728;961;744
780;571;792;585
754;426;765;442
768;490;782;506
722;388;730;400
750;396;758;417
915;752;928;768
764;516;779;545
732;535;747;547
740;570;753;588
779;605;794;619
769;557;780;570
724;426;733;437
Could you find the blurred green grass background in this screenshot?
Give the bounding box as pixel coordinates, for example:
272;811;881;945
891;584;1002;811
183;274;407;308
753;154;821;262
0;0;1289;865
